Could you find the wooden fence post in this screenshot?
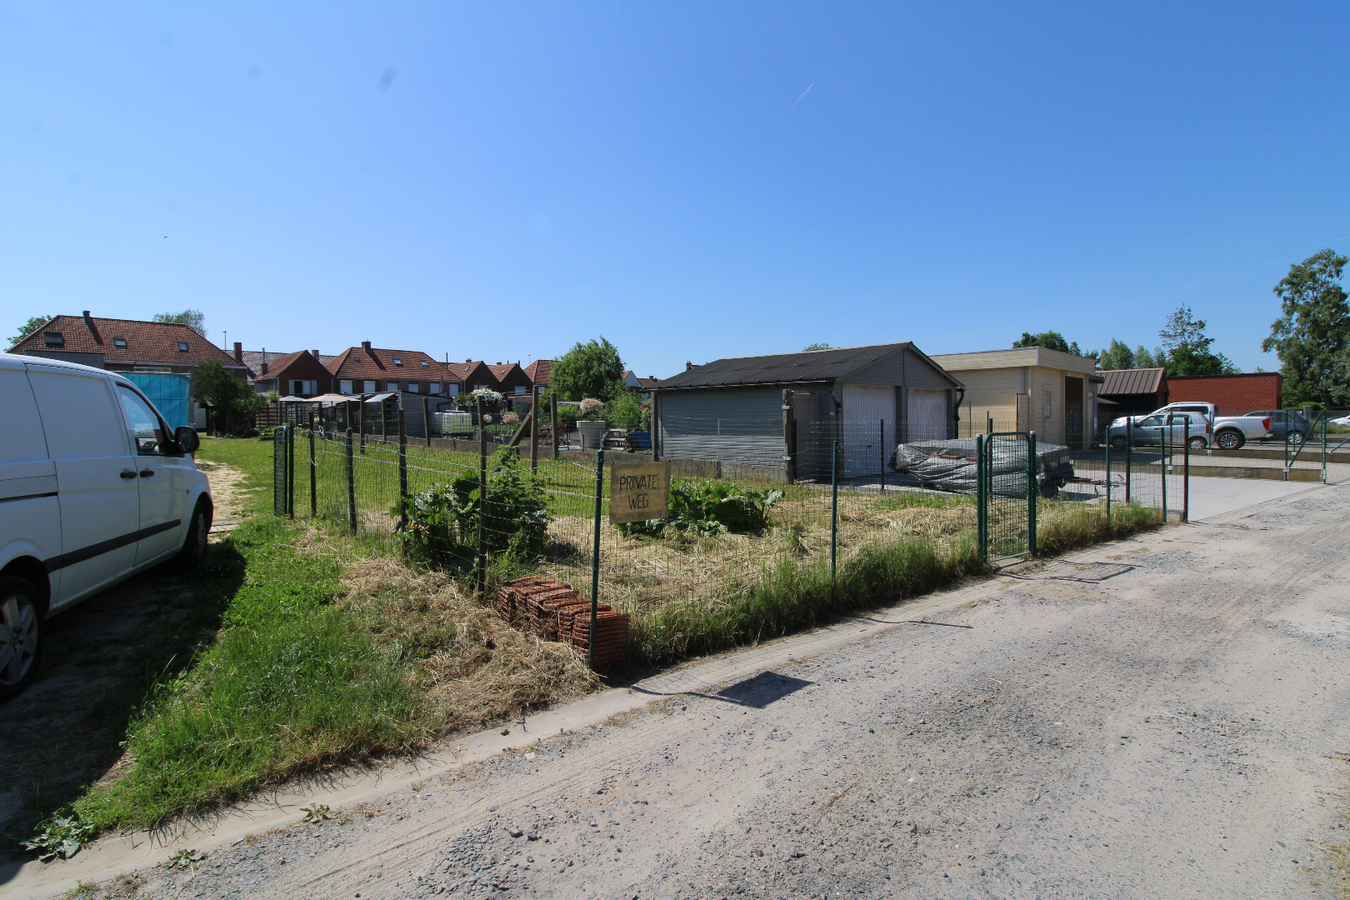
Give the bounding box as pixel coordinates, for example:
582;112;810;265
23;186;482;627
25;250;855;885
477;398;488;597
551;395;559;460
423;396;431;448
782;390;795;483
345;428;357;535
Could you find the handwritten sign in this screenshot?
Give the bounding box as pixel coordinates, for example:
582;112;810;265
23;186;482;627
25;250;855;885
609;461;671;524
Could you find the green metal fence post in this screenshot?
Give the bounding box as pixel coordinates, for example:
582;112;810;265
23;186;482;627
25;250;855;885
477;398;488;598
345;428;356;536
831;439;839;610
398;408;409;530
287;425;295;518
589;449;606;670
1100;433;1108;528
1027;431;1037;557
1182;420;1190;523
308;412;317;519
976;434;987;563
1162;415;1170;522
1125;425;1132;504
1324;412;1329;483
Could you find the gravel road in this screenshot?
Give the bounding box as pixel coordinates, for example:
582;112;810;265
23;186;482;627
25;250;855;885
38;484;1350;899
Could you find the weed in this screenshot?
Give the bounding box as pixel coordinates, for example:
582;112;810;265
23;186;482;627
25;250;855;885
23;809;95;861
301;805;333;825
165;848;207;869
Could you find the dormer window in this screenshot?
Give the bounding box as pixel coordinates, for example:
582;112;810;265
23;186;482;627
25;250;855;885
393;358;403;366
43;332;64;347
177;341;189;352
113;337;128;349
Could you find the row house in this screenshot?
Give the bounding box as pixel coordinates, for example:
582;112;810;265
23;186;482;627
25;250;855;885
12;311;246;379
235;344;334;398
327;342;463;397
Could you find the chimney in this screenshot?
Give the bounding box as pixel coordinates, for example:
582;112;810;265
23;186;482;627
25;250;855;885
260;361;269;375
233;342;243;363
312;349;320;359
83;310;102;345
362;341;372;353
686;361;694;371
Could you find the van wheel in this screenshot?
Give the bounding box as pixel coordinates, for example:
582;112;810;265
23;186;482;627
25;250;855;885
0;577;44;703
176;499;211;571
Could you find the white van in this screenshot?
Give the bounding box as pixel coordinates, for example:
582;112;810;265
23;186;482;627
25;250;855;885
1;352;212;701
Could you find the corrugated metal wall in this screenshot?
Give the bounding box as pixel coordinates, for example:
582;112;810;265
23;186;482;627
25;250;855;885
658;387;783;466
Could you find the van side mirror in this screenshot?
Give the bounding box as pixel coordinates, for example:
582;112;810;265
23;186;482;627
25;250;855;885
175;426;201;454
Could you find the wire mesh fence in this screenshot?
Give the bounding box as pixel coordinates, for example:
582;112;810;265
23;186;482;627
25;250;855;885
276;407;1190;668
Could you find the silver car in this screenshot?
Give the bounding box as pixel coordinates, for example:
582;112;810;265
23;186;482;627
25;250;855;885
1108;413;1209;451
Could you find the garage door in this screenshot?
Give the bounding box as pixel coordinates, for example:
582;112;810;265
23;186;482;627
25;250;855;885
842;383;896;478
907;389;948;441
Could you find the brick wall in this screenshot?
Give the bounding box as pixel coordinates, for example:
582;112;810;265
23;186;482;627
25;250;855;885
1166;373;1282;416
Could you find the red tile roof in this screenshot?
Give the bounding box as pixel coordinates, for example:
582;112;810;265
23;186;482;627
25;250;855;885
326;345;457;383
523;359;552;386
11;314;242;368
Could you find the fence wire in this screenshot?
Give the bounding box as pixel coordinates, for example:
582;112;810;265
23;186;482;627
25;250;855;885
283;408;1193;666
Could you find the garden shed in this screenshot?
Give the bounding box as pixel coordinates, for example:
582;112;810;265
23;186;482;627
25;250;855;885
651;342;963;481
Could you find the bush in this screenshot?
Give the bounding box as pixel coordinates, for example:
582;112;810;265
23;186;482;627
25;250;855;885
621;480;783;537
394;450;550;566
603;392;650;431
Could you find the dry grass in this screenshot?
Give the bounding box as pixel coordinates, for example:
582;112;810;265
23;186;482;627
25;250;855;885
339;556;599;734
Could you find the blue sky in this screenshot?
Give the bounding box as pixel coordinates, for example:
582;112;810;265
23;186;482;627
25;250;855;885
4;3;1347;376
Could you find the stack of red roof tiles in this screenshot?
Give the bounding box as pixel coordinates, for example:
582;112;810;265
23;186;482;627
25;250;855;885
496;576;629;665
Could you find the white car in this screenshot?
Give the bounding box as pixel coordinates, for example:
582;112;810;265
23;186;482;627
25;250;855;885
1;352;212;702
1330;415;1350;428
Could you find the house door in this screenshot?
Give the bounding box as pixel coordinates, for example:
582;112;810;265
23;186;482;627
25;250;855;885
842;384;896;479
907;389;948;442
1065;376;1084;449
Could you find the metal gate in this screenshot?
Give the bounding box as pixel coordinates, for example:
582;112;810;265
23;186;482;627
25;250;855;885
977;432;1037;562
273;425;294;517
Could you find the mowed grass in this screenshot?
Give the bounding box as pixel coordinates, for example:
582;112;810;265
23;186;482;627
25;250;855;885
69;437;593;832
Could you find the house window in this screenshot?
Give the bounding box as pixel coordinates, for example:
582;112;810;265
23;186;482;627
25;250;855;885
473;384;486;391
43;331;64;347
447;384;460;396
514;385;527;394
177;341;189;352
340;380;353;394
408;383;419;393
113;337;128;349
420;360;429;367
364;380;376;393
393;359;403;367
429;383;440;394
387;381;400;392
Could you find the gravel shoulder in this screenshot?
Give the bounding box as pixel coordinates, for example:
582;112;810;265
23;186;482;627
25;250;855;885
9;483;1350;899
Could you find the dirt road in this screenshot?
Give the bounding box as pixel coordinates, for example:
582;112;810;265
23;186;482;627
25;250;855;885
18;483;1350;899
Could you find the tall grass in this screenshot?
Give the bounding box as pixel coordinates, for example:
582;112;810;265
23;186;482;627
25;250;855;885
630;534;982;665
1036;500;1162;555
74;517;426;830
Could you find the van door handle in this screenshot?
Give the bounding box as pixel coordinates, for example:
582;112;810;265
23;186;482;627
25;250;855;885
121;469;138;479
139;469;155;478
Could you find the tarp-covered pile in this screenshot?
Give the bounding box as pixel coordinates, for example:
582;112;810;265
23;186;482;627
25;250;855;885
890;438;1074;498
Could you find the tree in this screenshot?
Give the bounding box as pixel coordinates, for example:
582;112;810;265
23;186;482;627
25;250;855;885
8;314;52;350
153;309;207;337
802;342;833;351
1156;305;1237;376
1262;249;1350;407
1012;331;1081;356
193;360;259;433
1134;346;1162;369
550;337;626;401
1093;339;1135;371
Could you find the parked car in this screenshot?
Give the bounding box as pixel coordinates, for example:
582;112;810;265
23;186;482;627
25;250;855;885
1330;414;1350;428
1108;413;1211;450
1;353;212;702
1243;410;1310;445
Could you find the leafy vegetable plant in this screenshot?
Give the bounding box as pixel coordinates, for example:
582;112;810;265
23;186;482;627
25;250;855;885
621;480;783;537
